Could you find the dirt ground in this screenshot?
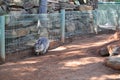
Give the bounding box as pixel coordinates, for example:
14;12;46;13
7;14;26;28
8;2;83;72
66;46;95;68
0;34;120;80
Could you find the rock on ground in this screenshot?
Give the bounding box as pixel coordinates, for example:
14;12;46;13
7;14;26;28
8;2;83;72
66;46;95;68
107;45;120;56
98;47;109;56
105;55;120;70
98;40;120;57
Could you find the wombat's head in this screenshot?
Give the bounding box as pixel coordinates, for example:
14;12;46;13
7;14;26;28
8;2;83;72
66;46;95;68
34;43;44;54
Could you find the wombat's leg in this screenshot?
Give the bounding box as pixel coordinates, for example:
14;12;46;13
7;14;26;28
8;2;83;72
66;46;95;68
36;52;40;56
46;49;48;53
42;43;49;54
42;49;47;54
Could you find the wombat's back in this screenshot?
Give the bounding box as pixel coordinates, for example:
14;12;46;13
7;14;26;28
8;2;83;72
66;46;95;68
34;37;49;55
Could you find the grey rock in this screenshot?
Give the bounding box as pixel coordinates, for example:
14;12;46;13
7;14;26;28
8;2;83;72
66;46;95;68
5;28;30;38
107;45;120;56
66;22;76;32
99;47;109;56
105;55;120;70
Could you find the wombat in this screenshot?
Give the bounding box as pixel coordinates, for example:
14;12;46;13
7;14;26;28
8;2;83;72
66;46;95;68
34;37;50;55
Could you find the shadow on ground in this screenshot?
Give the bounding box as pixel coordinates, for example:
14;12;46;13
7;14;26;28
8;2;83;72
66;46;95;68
0;34;120;80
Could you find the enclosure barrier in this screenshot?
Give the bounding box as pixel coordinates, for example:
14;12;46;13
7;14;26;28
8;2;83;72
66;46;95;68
0;9;100;62
97;2;120;31
60;9;65;43
65;10;96;35
1;2;120;62
0;16;5;63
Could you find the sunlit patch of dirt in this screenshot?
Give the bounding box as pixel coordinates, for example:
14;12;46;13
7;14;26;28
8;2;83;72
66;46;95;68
0;34;120;80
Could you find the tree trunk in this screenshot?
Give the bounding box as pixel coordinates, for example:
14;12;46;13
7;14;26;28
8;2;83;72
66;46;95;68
39;0;47;13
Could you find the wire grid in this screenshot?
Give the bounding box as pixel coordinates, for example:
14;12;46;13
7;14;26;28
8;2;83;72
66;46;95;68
5;13;61;54
5;11;95;54
65;11;94;37
97;2;120;30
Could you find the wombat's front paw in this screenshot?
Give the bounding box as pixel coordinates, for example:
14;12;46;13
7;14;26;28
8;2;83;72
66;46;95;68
41;51;46;55
35;52;40;56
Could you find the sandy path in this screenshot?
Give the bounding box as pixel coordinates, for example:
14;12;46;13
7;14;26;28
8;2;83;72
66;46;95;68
0;34;120;80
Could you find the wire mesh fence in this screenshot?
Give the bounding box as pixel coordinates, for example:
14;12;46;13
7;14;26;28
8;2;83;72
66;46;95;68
1;2;120;62
5;10;96;54
65;11;94;37
5;13;61;54
97;2;120;30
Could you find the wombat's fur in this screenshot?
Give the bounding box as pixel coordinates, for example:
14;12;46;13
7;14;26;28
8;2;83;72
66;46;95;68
34;37;49;55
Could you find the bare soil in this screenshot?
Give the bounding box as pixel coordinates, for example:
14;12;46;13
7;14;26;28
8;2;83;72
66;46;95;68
0;34;120;80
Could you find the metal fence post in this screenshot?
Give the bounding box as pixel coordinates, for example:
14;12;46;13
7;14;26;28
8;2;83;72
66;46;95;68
93;9;98;34
60;8;65;43
0;16;5;63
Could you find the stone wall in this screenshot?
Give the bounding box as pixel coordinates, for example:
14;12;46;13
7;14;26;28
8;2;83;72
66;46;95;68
0;0;39;15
